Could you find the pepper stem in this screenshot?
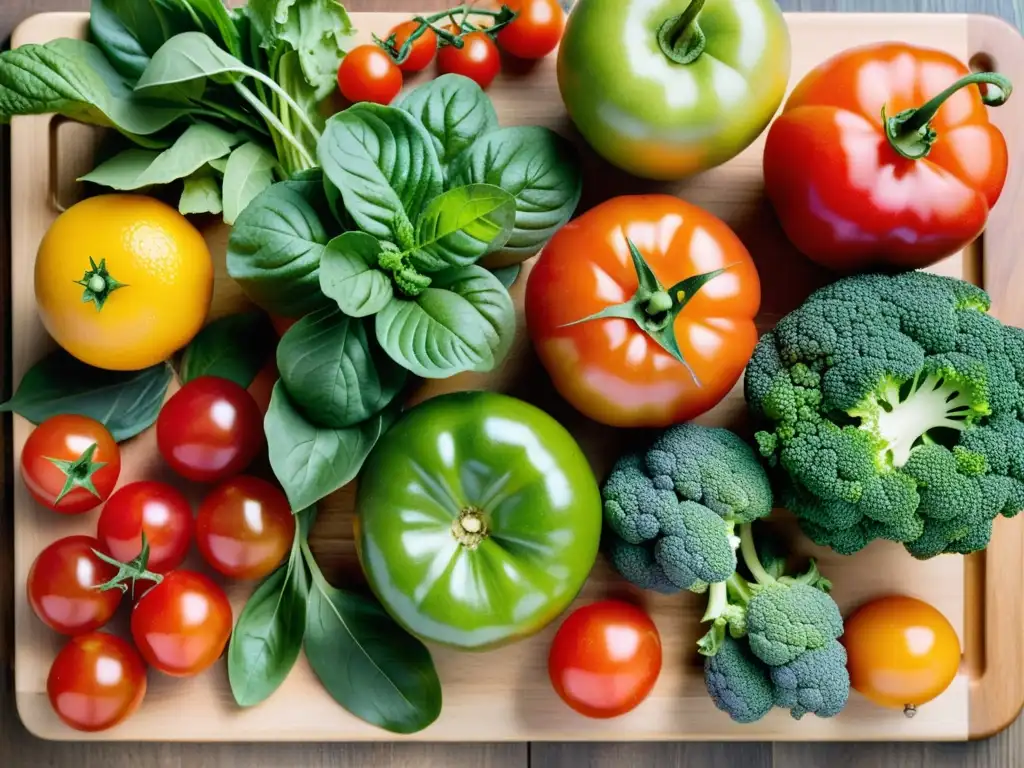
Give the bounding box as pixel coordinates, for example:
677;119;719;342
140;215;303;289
885;71;1013;160
451;508;488;550
75;257;126;311
657;0;707;65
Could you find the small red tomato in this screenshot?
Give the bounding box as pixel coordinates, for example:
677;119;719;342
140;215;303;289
28;535;122;635
47;632;147;732
497;0;564;60
387;20;438;73
21;414;120;514
196;476;295;581
548;600;662;719
157;376;263;483
438;31;502;89
338;44;403;105
97;481;194;574
269;314;298;338
131;570;232;677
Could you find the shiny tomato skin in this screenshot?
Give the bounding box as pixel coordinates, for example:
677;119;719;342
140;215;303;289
497;0;564;60
389;20;438;72
338;44;403;105
438;31;501;89
28;535;122;635
157;376;263;483
526;194;761;428
131;570;232;677
548;600;662;719
47;632;147;732
97;481;194;574
196;476;295;581
843;595;961;710
21;414;121;514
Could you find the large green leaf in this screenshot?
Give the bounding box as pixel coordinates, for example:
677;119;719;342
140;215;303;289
89;0;194;80
179;167;223;215
318;232;393;318
410;183;516;272
180;311;276;388
222;141;279;225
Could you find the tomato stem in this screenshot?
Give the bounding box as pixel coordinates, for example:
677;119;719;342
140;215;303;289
379;4;519;60
92;532;163;599
45;442;106;505
657;0;707;65
885;71;1012;160
74;256;126;311
451;508;488;550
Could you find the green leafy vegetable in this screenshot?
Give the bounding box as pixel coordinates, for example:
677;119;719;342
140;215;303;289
89;0;194;80
222;141;279;224
179;167;224;214
180;311;276;388
319;232;394;318
396;73;498;167
410;184;516;272
490;264;520;290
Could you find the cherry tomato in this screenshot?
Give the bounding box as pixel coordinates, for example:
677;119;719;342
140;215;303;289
843;595;961;712
156;376;263;483
438;31;501;89
131;570;233;677
97;481;193;574
497;0;564;60
47;632;147;732
21;414;120;514
196;476;295;581
548;600;662;719
337;44;403;105
269;314;298;338
387;20;438;73
28;535;122;635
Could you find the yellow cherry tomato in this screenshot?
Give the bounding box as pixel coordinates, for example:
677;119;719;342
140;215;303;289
35;195;214;371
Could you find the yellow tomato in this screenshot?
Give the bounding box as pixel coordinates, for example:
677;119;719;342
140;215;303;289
35;195;214;371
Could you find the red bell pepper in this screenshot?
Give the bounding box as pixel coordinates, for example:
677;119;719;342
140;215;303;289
763;42;1012;273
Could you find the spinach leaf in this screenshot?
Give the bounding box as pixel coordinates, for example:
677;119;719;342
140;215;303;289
278;306;407;429
183;0;243;58
180;311;276;388
265;381;397;510
396;73;499;167
410;183;516;272
375;265;516;379
179;167;223;215
227;174;334;317
302;543;442;735
318;104;442;247
448;126;583;261
89;0;192;81
222;141;279;225
0;349;172;442
274;49;323;176
318;232;393;318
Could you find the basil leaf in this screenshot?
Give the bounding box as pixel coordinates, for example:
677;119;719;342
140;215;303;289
278;306;407;430
396;73;499;167
266;381;397;510
222;141;279;225
303;548;442;735
183;0;244;58
410;184;516;272
0;349;171;442
317;104;442;247
490;264;521;290
180;311;276;388
448;126;583;261
227;174;334;317
179;168;223;215
375;265;515;379
319;232;394;318
89;0;191;81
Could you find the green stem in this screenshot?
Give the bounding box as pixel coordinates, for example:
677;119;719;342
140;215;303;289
91;532;163;598
726;572;753;605
644;290;673;316
739;523;775;586
194;97;269;136
243;66;322;144
701;580;728;622
657;0;707;65
233;83;315;169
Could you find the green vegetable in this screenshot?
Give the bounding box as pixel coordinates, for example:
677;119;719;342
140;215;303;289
745;582;843;667
179;311;276;388
179;167;224;214
410;184;516;272
745;271;1024;558
221;141;279;224
318;233;395;318
704;635;775;725
770;640;850;720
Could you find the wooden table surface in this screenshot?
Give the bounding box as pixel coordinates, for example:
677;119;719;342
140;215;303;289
2;0;1023;765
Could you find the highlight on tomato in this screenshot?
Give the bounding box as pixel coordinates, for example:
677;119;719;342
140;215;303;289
97;481;194;574
28;535;122;635
437;30;502;89
337;44;403;105
496;0;565;60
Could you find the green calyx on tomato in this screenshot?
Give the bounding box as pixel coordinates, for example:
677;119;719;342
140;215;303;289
74;256;126;311
46;442;106;504
91;532;162;597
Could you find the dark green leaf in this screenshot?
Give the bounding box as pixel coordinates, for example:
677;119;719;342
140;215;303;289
410;184;516;272
180;311;276;388
318;232;394;318
183;0;243;58
396;74;499;167
89;0;193;81
222;141;279;225
490;264;520;290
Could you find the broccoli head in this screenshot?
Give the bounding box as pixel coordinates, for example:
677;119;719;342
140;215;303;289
746;583;844;667
771;640;851;720
745;271;1024;558
704;635;775;724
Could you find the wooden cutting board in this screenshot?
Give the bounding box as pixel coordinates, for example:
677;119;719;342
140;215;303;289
10;9;1024;743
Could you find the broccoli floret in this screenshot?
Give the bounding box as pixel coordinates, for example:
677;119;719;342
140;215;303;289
746;271;1024;558
746;582;843;667
771;640;851;720
704;635;776;724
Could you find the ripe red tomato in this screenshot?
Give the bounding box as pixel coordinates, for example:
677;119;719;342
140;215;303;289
196;476;295;581
47;632;147;732
388;20;438;73
497;0;564;60
131;570;232;677
97;481;194;574
21;414;120;514
438;31;501;89
157;376;263;483
337;44;403;105
548;600;662;719
28;535;122;635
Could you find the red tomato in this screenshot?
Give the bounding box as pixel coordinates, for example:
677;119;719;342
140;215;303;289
156;376;263;483
337;44;403;105
269;314;298;338
131;570;232;677
526;195;761;428
196;476;295;581
97;481;194;574
548;601;662;719
21;414;120;514
388;20;438;73
497;0;564;60
438;31;501;89
28;535;122;635
47;632;147;732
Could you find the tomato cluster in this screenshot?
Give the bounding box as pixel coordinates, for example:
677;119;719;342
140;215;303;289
337;0;565;106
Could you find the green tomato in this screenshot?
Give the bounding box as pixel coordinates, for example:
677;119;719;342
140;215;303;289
557;0;791;180
355;391;602;651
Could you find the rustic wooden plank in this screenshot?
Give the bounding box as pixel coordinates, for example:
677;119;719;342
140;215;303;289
531;742;773;768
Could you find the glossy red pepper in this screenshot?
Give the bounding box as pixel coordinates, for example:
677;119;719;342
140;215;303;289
763;42;1012;273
